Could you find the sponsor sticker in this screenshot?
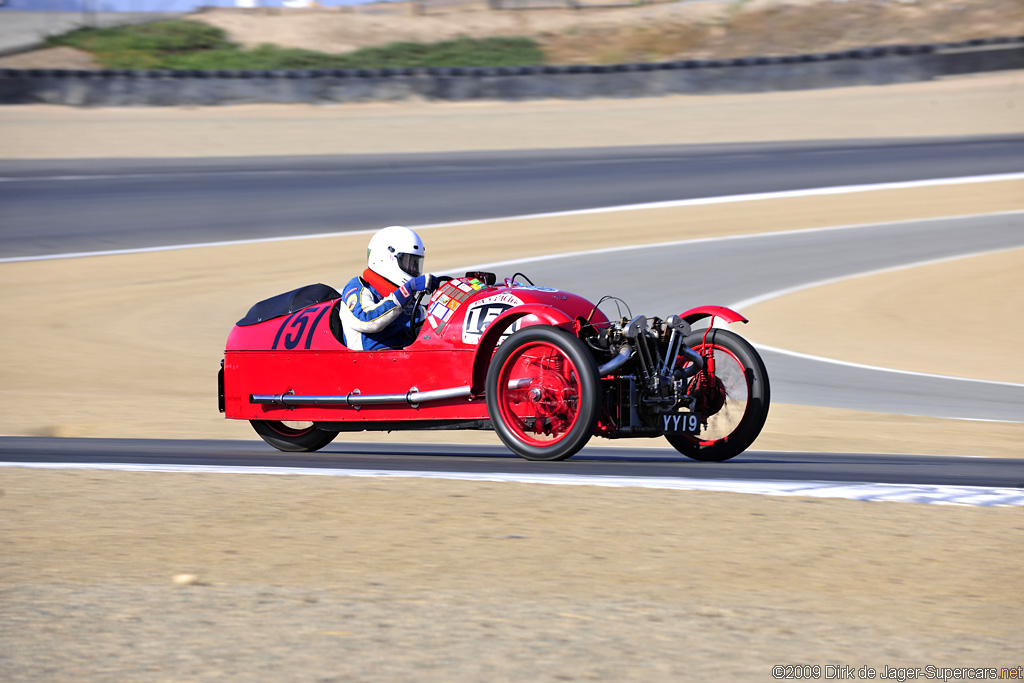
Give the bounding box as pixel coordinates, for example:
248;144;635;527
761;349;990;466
428;301;453;323
462;293;524;344
429;279;494;334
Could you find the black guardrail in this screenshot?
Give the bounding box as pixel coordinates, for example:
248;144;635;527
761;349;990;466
2;36;1022;106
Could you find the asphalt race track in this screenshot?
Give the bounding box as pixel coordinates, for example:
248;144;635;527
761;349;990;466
2;136;1022;489
3;438;1024;490
1;136;1022;258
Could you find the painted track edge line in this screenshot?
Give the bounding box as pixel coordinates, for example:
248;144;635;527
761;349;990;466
729;243;1024;315
3;462;1022;507
754;343;1024;391
451;210;1024;275
2;173;1022;264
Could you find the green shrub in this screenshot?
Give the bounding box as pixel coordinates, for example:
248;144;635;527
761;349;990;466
48;20;236;69
335;36;544;69
46;20;544;70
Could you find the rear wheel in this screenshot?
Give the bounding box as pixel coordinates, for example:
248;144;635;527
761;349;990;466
250;420;338;453
665;328;770;462
486;326;600;461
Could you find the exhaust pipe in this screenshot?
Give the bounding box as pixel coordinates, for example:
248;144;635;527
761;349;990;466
251;385;473;409
597;343;632;376
673;347;704;380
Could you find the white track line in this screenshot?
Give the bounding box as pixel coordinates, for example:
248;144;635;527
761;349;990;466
3;462;1021;507
2;173;1021;264
753;343;1024;392
451;210;1024;274
729;244;1024;313
725;243;1024;393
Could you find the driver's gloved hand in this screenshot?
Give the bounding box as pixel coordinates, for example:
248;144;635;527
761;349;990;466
394;274;438;305
417;274;439;293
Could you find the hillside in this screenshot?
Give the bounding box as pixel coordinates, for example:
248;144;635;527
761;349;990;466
2;0;1023;70
193;0;1024;65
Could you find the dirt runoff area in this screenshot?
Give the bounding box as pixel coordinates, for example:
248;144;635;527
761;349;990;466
1;74;1023;681
2;468;1022;681
2;71;1023;158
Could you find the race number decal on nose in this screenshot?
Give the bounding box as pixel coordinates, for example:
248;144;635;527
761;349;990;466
462;293;524;344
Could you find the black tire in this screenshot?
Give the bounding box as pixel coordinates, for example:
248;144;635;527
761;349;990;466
485;325;600;461
250;420;338;453
665;328;770;462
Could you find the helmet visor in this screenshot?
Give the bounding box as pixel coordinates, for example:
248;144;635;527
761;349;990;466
397;252;424;278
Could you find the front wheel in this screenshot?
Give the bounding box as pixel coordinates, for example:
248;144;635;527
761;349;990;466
486;326;600;461
666;328;770;462
250;420;338;453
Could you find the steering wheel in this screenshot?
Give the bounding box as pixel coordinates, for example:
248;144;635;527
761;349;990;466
409;275;454;341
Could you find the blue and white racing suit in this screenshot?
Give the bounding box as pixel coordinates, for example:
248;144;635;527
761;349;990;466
335;274;415;350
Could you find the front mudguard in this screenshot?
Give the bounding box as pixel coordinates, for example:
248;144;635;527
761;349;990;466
679;305;747;327
470;304;575;395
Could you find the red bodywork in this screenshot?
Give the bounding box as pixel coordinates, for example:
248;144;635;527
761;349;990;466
222;278;608;425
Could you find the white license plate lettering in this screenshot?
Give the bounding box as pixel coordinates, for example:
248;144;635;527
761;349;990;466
662;413;700;434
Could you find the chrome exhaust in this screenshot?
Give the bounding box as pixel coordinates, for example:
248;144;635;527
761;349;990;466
597;343;633;376
251;385;473;408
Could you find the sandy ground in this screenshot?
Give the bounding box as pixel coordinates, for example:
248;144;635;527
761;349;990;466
1;74;1023;680
1;71;1022;158
0;46;101;70
1;469;1021;681
743;246;1024;385
189;0;738;55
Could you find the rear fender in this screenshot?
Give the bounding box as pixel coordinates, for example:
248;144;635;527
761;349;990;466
470;304;575;395
680;305;747;326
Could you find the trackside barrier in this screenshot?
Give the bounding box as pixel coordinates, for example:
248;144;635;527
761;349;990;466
1;36;1022;106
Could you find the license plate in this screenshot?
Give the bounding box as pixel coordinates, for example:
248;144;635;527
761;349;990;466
661;413;701;434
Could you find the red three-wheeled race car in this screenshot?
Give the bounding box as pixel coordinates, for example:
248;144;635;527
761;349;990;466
219;272;769;461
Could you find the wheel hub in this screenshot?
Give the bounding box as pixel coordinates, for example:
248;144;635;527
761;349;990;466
694;373;727;416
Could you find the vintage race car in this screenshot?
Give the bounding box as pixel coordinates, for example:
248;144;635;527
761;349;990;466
219;272;770;461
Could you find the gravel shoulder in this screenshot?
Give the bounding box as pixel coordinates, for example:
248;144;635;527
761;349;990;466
2;469;1021;682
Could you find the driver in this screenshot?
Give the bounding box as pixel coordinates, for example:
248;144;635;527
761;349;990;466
336;225;439;350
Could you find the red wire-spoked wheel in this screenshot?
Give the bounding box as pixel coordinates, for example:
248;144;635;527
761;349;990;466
486;326;600;461
250;419;338;453
666;327;770;462
498;344;580;445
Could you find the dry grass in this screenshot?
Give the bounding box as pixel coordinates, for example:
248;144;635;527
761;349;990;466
543;0;1024;64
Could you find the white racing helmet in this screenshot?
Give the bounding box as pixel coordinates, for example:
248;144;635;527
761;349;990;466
366;225;425;287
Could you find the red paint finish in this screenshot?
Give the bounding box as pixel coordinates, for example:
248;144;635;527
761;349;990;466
680;305;748;326
223;277;606;424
